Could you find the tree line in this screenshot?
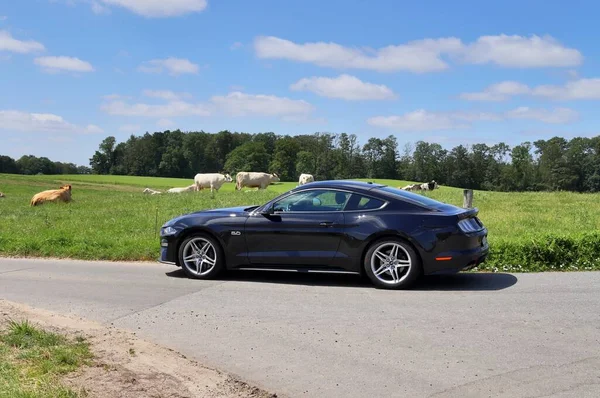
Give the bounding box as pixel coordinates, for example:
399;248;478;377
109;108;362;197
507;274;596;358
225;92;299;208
87;130;600;193
0;155;91;176
2;130;599;192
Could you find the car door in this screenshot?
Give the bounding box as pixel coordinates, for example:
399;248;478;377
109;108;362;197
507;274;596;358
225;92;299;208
244;189;351;266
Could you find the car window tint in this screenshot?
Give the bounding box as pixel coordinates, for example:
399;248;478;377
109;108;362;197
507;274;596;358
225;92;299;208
345;194;385;211
377;186;444;209
273;190;351;212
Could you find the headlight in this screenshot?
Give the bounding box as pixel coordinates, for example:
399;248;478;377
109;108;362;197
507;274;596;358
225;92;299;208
160;226;178;236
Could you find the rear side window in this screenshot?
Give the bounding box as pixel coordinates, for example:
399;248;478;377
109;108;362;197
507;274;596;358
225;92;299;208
377;186;445;209
345;194;385;211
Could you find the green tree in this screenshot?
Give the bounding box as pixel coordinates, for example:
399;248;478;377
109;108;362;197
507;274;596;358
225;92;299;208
224;141;270;173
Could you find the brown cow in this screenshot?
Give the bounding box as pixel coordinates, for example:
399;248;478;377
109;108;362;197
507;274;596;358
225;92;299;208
30;184;72;206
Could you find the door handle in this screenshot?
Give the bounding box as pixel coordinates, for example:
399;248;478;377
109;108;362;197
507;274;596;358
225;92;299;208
319;221;334;227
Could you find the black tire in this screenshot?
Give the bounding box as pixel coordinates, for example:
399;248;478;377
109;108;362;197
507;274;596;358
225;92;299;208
363;238;422;290
178;233;225;279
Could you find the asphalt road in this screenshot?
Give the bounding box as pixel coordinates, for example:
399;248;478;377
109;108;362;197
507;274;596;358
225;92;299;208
1;258;599;398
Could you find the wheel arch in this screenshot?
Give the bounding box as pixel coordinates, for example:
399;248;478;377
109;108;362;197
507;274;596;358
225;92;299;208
359;232;424;276
175;227;226;266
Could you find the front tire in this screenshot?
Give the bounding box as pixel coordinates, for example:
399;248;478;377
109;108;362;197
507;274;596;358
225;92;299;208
178;233;224;279
364;238;422;290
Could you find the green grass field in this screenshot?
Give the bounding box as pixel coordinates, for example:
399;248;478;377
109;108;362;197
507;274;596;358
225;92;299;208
0;319;91;397
1;173;599;272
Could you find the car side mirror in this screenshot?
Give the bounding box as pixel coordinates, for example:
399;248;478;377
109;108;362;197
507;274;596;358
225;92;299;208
260;204;274;216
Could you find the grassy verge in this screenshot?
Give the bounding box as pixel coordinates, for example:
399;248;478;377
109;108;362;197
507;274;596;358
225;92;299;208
0;319;92;397
1;173;600;271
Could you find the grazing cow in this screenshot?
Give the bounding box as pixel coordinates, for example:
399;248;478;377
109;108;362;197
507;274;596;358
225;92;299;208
143;188;162;195
235;172;280;190
298;173;315;185
400;184;421;191
0;192;5;198
167;184;196;193
30;184;72;206
420;180;439;191
194;173;232;193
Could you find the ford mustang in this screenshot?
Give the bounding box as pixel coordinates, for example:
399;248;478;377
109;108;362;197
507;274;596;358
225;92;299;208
159;180;489;289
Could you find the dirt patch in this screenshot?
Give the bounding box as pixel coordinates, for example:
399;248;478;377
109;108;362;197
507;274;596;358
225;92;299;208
0;300;278;398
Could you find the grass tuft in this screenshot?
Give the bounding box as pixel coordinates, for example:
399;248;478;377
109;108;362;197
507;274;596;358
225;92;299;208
0;319;92;397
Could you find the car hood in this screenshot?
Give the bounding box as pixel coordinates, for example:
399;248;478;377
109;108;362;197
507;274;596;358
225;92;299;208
191;205;258;215
163;205;258;227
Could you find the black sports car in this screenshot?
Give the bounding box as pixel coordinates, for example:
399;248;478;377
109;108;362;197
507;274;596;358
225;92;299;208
159;180;489;289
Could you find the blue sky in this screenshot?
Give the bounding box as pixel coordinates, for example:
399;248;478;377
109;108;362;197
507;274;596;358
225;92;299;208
1;0;600;165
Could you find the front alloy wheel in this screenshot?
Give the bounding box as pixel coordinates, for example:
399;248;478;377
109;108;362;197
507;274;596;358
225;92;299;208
364;239;421;289
178;234;224;279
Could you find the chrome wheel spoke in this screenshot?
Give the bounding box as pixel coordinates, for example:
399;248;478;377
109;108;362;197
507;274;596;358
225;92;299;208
374;264;388;276
184;254;196;261
390;244;399;260
204;256;216;266
374;251;387;263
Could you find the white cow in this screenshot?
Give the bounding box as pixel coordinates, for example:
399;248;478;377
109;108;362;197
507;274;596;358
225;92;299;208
298;173;314;185
194;173;233;193
143;188;162;195
420;180;439;191
235;172;280;190
167;184;196;193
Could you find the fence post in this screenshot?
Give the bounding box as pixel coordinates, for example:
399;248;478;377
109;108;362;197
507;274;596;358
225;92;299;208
463;189;474;208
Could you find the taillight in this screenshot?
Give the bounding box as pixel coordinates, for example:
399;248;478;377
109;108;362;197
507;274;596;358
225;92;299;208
458;218;482;233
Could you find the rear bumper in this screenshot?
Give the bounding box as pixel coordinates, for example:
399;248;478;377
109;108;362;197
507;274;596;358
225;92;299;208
425;237;489;275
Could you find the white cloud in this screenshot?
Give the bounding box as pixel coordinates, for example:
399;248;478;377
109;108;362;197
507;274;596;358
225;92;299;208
368;107;578;131
101;100;212;118
34;56;94;73
255;35;460;73
368;110;469;131
0;110;103;134
119;124;141;132
91;1;110;14
210;91;314;117
0;30;45;53
157;118;175;128
532;78;600;100
84;124;104;134
143;89;192;101
459;81;532;101
461;78;600;101
461;34;582;68
138;57;198;75
102;93;129;100
505;106;579;124
101;91;315;119
254;34;581;73
290;74;396;100
99;0;207;17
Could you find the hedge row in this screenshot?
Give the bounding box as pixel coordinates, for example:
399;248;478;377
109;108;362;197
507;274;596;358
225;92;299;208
476;232;600;272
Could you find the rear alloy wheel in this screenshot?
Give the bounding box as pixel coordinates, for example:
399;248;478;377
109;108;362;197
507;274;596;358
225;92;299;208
178;234;224;279
364;239;421;289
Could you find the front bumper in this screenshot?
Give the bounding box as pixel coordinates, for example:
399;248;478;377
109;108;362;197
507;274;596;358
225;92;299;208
159;236;179;265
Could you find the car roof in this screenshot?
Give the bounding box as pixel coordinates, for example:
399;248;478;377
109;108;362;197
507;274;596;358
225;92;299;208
294;180;385;192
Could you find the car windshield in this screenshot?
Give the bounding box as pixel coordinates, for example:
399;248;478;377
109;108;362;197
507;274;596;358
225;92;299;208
376;186;448;209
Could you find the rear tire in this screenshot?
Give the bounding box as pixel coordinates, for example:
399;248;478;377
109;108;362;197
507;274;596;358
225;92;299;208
363;238;422;290
178;233;224;279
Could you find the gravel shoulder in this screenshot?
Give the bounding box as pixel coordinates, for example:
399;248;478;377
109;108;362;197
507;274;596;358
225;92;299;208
0;299;277;398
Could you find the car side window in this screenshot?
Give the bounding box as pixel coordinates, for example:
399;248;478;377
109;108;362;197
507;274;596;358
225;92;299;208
344;194;385;211
273;190;351;212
